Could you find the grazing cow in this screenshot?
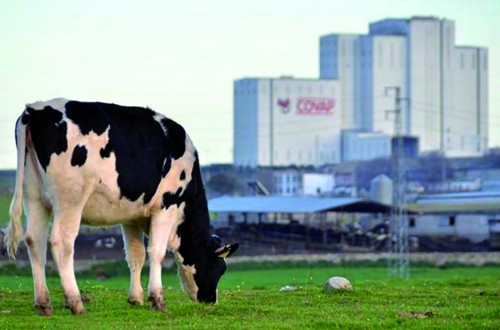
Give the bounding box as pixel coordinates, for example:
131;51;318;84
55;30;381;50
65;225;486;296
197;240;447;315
4;99;238;316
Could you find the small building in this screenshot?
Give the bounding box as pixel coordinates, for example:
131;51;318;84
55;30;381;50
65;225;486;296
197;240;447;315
341;130;392;162
409;191;500;245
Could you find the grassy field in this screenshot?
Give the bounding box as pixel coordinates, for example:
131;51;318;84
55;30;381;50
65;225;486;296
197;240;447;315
0;266;498;329
0;193;11;226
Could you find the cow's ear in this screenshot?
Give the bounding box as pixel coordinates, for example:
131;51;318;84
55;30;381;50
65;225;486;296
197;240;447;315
214;243;239;258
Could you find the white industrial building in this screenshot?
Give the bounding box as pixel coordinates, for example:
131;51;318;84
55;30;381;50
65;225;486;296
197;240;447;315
234;16;488;167
233;77;341;167
320;16;488;158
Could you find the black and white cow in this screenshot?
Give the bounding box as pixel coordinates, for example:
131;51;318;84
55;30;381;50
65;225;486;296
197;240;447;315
4;98;238;316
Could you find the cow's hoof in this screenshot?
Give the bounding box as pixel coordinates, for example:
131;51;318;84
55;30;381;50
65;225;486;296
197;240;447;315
36;304;54;317
70;304;86;315
127;297;144;306
151;301;166;312
66;297;86;315
148;296;166;312
81;294;92;303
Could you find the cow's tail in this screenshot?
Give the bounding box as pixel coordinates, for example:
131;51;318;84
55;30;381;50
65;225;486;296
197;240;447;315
5;115;28;259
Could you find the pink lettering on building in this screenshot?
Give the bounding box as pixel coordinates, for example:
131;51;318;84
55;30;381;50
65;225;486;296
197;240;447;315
296;97;335;115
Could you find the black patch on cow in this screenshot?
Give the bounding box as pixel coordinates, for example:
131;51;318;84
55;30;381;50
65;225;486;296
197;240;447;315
71;145;88;167
177;156;210;264
160;118;186;159
14;116;29;167
174;154;232;303
63;101;183;204
100;143;113;158
162;157;172;177
26;106;68;171
21;113;31;125
161;187;183;208
180;170;186;180
65;101;110;135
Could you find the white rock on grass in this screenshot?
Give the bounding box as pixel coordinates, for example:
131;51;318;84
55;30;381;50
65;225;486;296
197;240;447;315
325;277;353;291
279;285;298;292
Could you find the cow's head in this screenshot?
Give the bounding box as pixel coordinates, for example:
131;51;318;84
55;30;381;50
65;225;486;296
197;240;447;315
177;235;239;304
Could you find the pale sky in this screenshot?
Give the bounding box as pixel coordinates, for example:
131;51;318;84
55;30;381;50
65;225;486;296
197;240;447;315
1;0;499;169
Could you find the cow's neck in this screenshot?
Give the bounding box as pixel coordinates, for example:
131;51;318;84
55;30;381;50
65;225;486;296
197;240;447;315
176;160;211;265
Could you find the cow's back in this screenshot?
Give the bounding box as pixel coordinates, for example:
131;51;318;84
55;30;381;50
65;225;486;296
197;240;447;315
23;99;195;225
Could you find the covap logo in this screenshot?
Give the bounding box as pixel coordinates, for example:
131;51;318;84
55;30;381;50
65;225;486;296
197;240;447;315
277;97;335;116
277;98;291;114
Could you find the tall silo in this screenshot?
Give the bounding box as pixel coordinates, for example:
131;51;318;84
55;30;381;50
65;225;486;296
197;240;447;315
370;174;393;205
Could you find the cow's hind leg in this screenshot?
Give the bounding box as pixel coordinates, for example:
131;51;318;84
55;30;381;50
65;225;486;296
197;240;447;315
50;209;85;315
121;224;146;306
24;202;53;316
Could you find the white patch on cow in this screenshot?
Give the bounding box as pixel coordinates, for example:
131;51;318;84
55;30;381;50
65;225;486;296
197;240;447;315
153;114;167;134
40;119;148;225
167;201;185;251
148;204;182;297
28;98;69;111
149;134;196;210
175;252;199;302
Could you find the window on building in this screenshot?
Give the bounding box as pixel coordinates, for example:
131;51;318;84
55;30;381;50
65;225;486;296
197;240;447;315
449;216;456;226
409;217;416;228
400;43;404;68
460;53;465;69
472;54;476;69
390;42;394;68
378;43;383;68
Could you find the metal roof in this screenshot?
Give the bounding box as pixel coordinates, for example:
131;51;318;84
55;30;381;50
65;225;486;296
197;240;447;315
409;191;500;214
208;196;393;214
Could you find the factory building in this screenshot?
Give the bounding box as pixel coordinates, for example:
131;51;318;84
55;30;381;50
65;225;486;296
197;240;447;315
233;77;341;167
234;17;488;167
320;16;488;157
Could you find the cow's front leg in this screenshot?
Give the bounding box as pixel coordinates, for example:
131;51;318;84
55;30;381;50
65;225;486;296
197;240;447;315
50;209;85;315
121;224;145;306
147;206;178;312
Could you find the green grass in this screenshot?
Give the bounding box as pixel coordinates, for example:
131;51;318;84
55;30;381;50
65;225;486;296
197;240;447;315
0;193;11;226
0;266;498;329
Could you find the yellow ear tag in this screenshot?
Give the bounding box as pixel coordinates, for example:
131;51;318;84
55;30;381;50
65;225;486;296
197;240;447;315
216;245;231;258
218;250;230;258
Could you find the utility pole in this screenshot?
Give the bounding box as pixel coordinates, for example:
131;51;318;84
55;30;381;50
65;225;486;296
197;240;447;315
385;86;410;279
